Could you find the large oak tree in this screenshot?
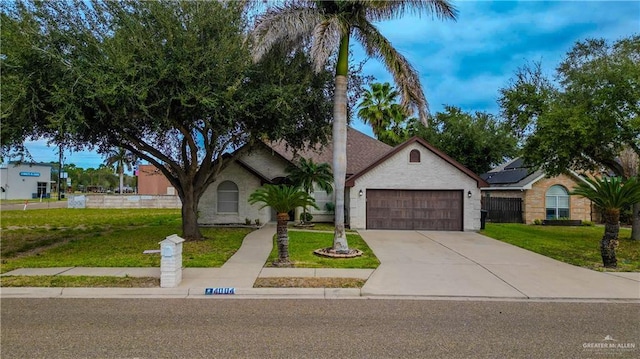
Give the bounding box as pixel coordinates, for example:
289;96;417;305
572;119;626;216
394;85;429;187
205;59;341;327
1;0;333;240
499;35;640;238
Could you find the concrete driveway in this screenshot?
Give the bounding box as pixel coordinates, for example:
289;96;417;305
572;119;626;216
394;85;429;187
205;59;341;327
359;230;640;300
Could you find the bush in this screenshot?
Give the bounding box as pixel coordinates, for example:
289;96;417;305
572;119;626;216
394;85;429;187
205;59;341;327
299;212;313;223
582;220;595;227
324;202;335;213
533;219;542;225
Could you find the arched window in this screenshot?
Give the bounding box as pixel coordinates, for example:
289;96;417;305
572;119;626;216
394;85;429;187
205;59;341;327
409;149;421;163
545;185;569;219
217;181;238;213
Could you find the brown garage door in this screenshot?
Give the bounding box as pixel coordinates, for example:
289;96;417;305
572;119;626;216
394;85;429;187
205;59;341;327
366;189;463;230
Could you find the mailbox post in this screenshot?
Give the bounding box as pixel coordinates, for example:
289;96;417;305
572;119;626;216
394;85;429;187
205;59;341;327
159;234;185;288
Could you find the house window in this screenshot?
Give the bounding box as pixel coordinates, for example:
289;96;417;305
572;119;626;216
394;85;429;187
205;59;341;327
409;149;421;163
217;181;238;213
545;185;569;219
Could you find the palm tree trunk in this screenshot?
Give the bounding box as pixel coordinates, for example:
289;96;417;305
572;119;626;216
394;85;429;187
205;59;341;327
601;208;620;268
119;165;124;195
332;33;350;253
275;212;291;267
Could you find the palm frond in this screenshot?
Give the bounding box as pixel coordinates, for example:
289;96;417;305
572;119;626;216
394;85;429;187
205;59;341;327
248;184;319;213
250;4;322;63
353;20;429;124
362;0;458;22
571;176;640;210
310;17;342;73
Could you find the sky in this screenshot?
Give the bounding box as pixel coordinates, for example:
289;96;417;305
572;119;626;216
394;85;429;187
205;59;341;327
17;0;640;170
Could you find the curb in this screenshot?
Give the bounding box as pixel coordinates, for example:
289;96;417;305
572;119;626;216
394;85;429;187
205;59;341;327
2;287;639;303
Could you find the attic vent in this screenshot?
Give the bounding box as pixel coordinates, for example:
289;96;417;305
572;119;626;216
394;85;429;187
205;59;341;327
410;149;421;163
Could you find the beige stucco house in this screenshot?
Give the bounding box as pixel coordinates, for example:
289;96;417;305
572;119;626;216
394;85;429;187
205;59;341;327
198;127;488;231
480;158;594;224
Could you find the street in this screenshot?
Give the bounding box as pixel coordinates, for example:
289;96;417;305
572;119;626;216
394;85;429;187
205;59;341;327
2;299;638;358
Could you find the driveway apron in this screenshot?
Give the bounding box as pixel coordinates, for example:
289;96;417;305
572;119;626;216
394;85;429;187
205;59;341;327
359;230;640;299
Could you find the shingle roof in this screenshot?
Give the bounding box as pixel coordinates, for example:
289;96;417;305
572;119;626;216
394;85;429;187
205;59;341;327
267;127;392;176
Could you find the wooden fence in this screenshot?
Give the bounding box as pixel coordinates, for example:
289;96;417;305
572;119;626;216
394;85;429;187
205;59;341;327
481;197;523;223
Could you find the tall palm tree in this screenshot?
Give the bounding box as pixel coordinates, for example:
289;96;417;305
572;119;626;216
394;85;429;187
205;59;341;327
357;82;400;137
249;184;319;267
104;147;136;194
286;158;333;223
251;0;457;252
571;176;640;268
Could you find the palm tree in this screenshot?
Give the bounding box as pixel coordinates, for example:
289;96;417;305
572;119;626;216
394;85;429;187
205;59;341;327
286;158;333;223
357;82;400;137
104;147;136;194
571;176;640;268
249;184;319;267
251;0;457;252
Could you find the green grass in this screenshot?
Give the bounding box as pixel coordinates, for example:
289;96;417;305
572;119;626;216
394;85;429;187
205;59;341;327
266;230;380;269
1;208;252;273
481;223;640;272
0;275;159;287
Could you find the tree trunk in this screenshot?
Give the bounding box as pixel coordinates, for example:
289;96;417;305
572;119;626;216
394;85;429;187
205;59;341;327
631;202;640;240
275;212;291;267
180;183;203;241
601;208;620;268
332;34;350;254
119;167;124;195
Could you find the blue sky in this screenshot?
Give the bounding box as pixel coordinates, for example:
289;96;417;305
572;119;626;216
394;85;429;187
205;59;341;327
19;0;640;170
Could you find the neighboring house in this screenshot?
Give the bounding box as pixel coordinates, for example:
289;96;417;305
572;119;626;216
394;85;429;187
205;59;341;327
0;162;53;200
480;158;593;224
137;164;176;195
198;127;488;231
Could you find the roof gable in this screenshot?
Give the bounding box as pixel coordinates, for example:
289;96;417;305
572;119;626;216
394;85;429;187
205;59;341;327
345;136;489;188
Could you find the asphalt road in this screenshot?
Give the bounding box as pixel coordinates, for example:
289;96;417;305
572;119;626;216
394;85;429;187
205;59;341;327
2;299;638;358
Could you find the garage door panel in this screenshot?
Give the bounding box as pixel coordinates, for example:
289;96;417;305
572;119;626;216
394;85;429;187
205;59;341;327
366;190;462;230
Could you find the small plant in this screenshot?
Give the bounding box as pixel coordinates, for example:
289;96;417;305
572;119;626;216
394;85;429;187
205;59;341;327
533;219;542;225
582;220;595;227
325;202;335;213
245;218;251;225
299;212;313;223
255;218;261;226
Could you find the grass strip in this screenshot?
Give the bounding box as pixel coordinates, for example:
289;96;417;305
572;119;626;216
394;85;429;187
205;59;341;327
0;275;160;287
254;277;365;288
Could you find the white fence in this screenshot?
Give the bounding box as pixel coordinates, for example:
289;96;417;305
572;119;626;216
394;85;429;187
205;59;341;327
68;195;181;209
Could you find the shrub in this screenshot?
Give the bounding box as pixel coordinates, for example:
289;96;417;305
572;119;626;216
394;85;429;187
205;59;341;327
582;220;595;227
300;212;313;223
533;219;542;225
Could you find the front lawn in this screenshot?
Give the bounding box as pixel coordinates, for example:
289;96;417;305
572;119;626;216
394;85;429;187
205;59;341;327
266;230;380;269
1;208;252;273
481;223;639;272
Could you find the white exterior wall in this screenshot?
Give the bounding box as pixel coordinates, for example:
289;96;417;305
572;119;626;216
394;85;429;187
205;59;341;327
0;164;53;200
199;161;271;225
348;143;482;231
239;147;290;180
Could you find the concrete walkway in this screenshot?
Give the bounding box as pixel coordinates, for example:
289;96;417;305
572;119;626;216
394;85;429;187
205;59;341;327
1;226;638;301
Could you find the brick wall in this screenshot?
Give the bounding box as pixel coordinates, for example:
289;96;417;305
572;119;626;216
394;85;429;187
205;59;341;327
524;173;592;224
